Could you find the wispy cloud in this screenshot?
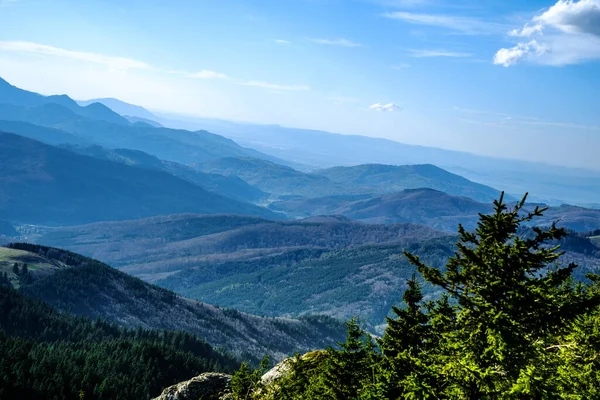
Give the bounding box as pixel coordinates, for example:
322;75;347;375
451;106;511;118
186;70;230;80
392;63;411;69
0;0;19;7
379;0;433;7
0;41;309;92
240;81;310;91
369;103;402;112
408;49;472;58
383;11;506;35
453;105;600;130
180;70;309;91
495;0;600;66
274;39;291;45
308;38;363;47
0;41;151;70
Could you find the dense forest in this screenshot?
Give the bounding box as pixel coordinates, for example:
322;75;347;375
0;284;240;400
231;194;600;399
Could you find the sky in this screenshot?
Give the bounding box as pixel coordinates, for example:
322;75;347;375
0;0;599;169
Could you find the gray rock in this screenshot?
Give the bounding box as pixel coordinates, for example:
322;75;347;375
153;372;232;400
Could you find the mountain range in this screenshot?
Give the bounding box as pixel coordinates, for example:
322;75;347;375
270;188;600;232
196;157;503;202
0;133;279;225
0;77;290;167
117;105;600;207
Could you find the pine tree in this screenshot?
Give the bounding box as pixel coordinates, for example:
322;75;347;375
404;193;600;398
317;318;375;400
375;274;432;398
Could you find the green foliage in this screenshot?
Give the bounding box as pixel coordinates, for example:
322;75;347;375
0;285;239;400
7;243;347;362
231;356;271;399
237;193;600;399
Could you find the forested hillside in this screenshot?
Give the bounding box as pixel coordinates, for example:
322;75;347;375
35;214;444;278
4;243;347;361
34;213;600;329
0;285;238;399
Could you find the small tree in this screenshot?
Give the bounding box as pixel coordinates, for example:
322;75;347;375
231;356;270;399
316;318;375;400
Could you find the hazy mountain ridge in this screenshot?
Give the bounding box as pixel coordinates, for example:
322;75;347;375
0;132;280;225
150;111;600;206
61;144;268;202
0;77;292;168
314;164;503;202
270;188;600;232
196;157;504;202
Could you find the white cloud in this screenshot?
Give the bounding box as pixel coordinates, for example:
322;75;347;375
393;63;411;69
383;12;506;35
240;81;310;91
187;70;230;80
497;0;600;66
535;0;600;36
509;23;544;37
274;39;291;45
493;40;548;66
309;38;362;47
409;49;472;58
0;41;151;70
369;103;402;112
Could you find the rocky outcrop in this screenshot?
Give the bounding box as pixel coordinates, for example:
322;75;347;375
153;372;232;400
154;351;328;400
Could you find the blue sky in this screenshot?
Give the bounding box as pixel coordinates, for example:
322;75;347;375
0;0;599;169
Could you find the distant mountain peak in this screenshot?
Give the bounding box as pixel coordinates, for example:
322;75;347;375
78;97;157;121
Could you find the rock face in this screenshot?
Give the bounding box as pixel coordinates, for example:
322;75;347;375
155;351;328;400
153;372;232;400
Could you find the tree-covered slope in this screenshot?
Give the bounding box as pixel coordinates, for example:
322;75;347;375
36;214;444;279
156;240;455;329
230;196;600;400
0;284;238;400
6;243;346;362
0;132;279;225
